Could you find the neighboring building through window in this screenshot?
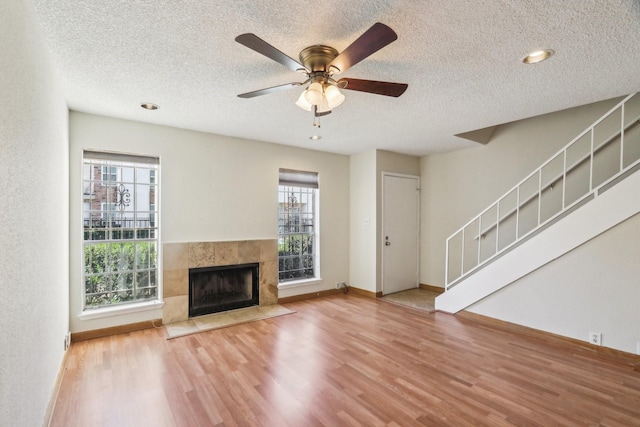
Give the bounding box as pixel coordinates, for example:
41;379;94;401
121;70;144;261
82;151;159;309
101;165;118;182
278;169;319;282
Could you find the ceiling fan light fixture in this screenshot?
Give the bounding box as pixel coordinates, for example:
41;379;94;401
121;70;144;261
297;82;342;113
522;49;554;64
316;94;331;114
296;91;313;111
304;82;324;105
325;85;345;109
296;83;344;113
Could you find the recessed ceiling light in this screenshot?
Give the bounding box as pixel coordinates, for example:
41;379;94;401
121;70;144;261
522;49;554;64
309;135;322;140
140;103;159;110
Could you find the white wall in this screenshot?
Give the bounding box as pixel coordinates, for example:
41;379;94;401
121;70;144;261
69;112;350;332
348;150;420;293
420;97;623;287
0;1;69;425
349;150;377;291
468;211;640;355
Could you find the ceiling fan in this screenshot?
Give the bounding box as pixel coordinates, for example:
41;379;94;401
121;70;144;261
235;23;408;120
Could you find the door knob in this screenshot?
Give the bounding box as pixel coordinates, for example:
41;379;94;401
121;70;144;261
385;241;391;246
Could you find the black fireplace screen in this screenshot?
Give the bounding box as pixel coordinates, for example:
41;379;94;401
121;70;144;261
189;263;259;317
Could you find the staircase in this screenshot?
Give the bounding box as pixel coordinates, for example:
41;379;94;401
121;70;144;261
436;93;640;313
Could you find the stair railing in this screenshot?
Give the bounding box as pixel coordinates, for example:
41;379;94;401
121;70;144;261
445;93;640;289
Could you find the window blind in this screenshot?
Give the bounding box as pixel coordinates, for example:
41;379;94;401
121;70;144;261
83;150;159;165
278;168;319;189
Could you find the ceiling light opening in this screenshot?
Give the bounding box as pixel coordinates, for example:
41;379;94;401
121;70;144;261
140;103;159;110
522;49;554;64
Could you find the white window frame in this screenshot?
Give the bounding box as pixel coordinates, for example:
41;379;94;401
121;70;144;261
277;169;320;288
100;202;117;220
81;151;161;313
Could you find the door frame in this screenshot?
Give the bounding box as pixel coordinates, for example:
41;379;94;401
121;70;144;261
381;172;421;295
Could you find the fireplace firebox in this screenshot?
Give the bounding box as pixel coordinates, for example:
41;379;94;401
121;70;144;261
189;263;259;317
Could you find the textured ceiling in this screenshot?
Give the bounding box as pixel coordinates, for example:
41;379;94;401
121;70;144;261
31;0;640;156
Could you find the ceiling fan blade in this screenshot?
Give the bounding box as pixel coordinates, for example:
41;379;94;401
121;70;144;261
338;78;408;97
235;33;306;72
238;82;303;98
328;23;398;74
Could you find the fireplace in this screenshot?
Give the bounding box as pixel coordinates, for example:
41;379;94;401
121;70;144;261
162;240;278;325
189;263;259;317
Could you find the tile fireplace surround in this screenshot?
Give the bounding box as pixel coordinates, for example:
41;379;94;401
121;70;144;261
162;239;278;324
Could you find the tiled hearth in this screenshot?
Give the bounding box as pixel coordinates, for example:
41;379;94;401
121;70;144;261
162;239;278;324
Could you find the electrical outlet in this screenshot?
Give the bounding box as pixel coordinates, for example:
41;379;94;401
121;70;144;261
589;331;601;346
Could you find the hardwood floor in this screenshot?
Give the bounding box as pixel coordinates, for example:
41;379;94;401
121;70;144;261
51;294;640;426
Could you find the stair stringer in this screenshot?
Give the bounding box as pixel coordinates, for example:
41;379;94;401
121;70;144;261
435;169;640;314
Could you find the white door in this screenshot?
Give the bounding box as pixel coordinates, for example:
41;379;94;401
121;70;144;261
382;173;420;295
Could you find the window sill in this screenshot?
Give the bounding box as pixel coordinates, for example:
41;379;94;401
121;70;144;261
78;300;165;320
278;278;322;290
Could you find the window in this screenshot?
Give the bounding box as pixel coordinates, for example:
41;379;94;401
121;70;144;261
82;151;159;309
101;165;118;182
278;169;319;282
101;202;117;221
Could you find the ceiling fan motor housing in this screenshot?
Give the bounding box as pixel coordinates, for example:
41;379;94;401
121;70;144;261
299;45;339;73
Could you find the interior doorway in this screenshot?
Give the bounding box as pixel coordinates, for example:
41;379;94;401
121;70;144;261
382;173;420;295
